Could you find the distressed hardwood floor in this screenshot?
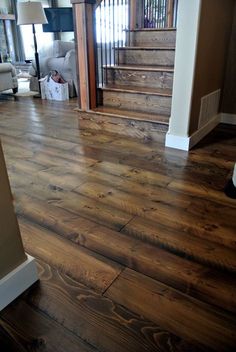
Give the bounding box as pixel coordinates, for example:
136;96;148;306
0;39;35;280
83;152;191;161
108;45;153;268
0;96;236;352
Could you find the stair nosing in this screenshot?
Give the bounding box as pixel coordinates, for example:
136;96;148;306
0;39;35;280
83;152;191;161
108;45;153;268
103;65;174;73
86;108;170;125
100;85;172;97
125;28;177;32
116;46;175;51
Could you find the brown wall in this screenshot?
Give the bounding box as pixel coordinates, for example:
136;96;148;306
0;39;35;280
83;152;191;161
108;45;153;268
221;3;236;114
0;142;26;280
189;0;235;134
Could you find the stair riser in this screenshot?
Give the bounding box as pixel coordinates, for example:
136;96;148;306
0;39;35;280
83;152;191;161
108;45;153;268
129;30;176;47
78;112;168;142
103;90;171;115
116;49;175;66
105;68;173;89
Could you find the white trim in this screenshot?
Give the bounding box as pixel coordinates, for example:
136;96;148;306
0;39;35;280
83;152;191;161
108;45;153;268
220;113;236;125
233;164;236;187
165;114;220;151
165;133;190;151
168;0;202;137
0;254;38;311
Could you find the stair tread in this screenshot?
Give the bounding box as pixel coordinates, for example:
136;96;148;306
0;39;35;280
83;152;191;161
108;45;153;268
126;28;176;32
117;46;175;50
100;84;172;96
104;64;174;72
91;106;170;124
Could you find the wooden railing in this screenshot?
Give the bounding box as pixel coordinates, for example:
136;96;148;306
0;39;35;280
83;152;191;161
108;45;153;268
71;0;178;110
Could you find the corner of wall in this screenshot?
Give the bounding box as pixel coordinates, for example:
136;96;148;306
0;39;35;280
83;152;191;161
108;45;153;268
0;254;38;311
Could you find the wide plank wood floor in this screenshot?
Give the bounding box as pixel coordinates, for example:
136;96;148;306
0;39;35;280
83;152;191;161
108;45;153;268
0;96;236;352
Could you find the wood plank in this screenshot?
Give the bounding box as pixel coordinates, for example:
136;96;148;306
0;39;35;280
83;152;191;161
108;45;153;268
0;133;99;168
168;178;236;211
5;136;235;252
0;301;98;352
116;47;175;66
101;85;172;96
78;111;168;141
91;160;171;187
1;97;236;352
105;268;236;352
94;106;170;123
122;216;236;272
8;171;133;231
23;259;208;352
74;182;236;271
105;66;174;89
102;89;172;115
16;194;236;313
129;29;176;47
19;218;122;293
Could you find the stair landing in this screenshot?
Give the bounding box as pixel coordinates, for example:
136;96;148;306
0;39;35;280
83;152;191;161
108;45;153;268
76;107;169;142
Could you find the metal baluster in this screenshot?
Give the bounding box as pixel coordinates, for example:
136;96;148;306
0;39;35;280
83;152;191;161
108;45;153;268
162;0;164;28
99;4;104;86
164;0;166;28
113;0;115;65
104;0;108;84
144;0;146;27
117;0;120;65
121;0;124;47
108;0;112;66
149;0;151;28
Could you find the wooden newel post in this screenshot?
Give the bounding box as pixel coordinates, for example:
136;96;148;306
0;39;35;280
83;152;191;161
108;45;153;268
167;0;174;28
71;0;97;110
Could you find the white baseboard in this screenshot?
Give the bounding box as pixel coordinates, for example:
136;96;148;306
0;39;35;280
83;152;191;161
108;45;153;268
165;133;190;151
165;114;220;151
0;254;38;311
220;113;236;125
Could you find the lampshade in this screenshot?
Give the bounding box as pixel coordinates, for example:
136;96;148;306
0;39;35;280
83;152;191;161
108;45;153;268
17;1;48;25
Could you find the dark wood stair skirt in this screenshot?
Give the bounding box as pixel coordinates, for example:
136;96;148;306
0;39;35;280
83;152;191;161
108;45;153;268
76;107;169;142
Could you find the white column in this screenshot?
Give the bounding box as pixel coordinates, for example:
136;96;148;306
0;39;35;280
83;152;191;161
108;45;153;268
165;0;202;150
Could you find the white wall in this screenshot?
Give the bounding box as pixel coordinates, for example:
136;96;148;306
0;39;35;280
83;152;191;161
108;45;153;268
165;0;235;151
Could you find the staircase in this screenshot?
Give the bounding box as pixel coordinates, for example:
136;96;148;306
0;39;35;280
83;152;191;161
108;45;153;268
78;27;176;141
75;0;178;141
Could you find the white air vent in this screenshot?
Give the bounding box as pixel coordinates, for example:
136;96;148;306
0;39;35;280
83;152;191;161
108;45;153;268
198;89;221;129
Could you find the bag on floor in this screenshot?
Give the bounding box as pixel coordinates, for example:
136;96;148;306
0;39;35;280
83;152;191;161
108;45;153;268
39;70;69;101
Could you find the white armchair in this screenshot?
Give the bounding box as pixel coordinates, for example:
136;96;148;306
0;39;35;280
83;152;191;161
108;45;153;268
29;40;78;97
0;63;18;94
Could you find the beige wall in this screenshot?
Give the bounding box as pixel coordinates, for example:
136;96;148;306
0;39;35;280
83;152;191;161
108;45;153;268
0;142;26;280
221;3;236;114
189;0;235;134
